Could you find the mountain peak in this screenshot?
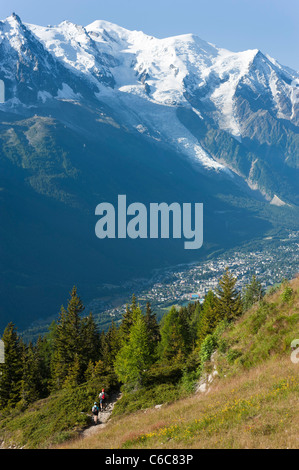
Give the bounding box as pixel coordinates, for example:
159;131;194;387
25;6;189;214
7;12;22;25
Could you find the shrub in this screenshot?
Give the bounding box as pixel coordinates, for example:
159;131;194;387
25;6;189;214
180;368;199;393
227;349;242;364
281;286;293;304
142;362;184;387
112;383;185;416
199;334;217;364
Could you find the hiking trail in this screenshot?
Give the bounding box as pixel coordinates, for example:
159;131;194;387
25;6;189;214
81;392;121;439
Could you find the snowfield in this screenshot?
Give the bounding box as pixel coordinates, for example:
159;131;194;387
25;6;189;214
0;13;298;173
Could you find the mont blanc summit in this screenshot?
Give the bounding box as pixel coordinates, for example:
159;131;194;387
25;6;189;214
0;13;298;328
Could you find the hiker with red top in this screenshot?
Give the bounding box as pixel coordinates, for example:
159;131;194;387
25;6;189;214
99;388;106;411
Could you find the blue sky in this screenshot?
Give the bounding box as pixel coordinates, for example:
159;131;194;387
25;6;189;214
2;0;299;70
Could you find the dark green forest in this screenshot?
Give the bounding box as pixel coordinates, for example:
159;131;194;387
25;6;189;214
0;269;264;412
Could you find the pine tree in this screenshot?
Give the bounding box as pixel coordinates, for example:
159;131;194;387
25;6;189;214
34;336;51;397
114;311;152;387
51;287;86;389
0;323;23;408
63;354;81;389
119;294;138;343
187;302;202;348
196;290;219;347
159;306;190;362
131;293;137;310
100;321;121;368
145;302;160;341
242;275;264;310
215;268;243;322
92;359;105;383
20;342;41;405
81;312;101;367
119;304;134;342
84;358;106;383
84;359;95;382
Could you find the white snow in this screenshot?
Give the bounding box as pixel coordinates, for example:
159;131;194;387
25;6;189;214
1;14;298;173
37;90;52;103
56;83;81;100
270;195;288;207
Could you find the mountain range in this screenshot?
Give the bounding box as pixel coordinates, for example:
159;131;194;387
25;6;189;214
0;13;298;330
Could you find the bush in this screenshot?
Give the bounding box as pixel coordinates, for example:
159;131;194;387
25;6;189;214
142;362;184;387
227;349;242;364
112;383;185;416
180;369;199;393
250;304;268;334
199;334;217;364
281;286;293;304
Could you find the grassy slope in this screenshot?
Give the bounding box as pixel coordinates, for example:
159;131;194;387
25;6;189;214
0;278;298;449
60;278;299;450
0;383;99;448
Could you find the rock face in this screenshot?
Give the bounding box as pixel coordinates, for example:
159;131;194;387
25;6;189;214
196;352;219;394
0;13;298;330
0;13;298;203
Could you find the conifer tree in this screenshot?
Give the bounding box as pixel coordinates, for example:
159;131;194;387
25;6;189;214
100;321;121;368
34;336;51;397
159;306;190;362
196;290;219;347
215;268;243;322
0;323;23;408
84;359;95;382
81;312;101;367
144;302;160;352
114;311;152;387
119;294;138;343
63;354;81;388
119;305;133;342
86;359;105;384
51;287;86;389
242;275;264;310
20;342;41;405
187;302;202;348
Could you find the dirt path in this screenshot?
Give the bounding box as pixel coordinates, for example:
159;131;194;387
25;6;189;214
81;392;121;439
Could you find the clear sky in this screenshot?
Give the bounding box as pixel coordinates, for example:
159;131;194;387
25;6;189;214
2;0;298;70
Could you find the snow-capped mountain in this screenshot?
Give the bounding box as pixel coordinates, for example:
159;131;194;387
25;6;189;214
0;13;298;193
0;14;298;329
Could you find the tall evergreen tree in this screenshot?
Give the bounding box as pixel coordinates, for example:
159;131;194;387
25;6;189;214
144;302;160;355
0;323;23;408
34;336;51;398
63;353;81;389
196;290;219;347
81;312;101;367
242;275;264;310
100;321;121;368
159;306;190;362
51;287;88;389
20;342;42;405
119;294;138;343
215;268;243;322
187;302;202;348
114;310;152;388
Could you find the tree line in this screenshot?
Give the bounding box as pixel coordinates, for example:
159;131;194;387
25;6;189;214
0;269;264;410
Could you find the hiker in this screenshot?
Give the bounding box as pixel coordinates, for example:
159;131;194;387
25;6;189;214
92;402;99;424
99;389;106;411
